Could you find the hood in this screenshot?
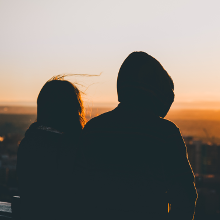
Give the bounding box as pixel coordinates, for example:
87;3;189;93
117;51;174;118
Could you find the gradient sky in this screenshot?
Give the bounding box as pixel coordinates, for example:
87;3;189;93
0;0;220;107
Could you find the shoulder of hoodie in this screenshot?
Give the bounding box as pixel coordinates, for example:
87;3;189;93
83;109;116;132
83;108;181;137
159;117;182;137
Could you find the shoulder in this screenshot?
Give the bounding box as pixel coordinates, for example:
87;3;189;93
146;117;183;142
83;109;116;132
160;117;180;133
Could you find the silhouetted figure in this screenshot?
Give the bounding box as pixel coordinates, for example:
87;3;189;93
17;78;86;220
76;52;197;220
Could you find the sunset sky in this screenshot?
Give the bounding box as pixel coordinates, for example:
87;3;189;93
0;0;220;108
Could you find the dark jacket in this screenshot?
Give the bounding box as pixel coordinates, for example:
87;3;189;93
17;122;76;220
76;103;197;220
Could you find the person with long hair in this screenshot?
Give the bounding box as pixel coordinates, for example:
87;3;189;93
17;77;86;220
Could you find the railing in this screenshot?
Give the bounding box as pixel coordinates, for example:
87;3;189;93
0;196;20;220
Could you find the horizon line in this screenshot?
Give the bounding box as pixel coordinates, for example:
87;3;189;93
2;101;220;110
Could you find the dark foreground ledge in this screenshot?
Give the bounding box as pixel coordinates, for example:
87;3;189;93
0;196;20;220
0;201;12;219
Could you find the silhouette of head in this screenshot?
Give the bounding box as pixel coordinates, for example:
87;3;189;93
37;79;85;133
117;51;174;118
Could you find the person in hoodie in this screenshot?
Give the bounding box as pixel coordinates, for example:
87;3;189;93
17;77;86;220
76;52;197;220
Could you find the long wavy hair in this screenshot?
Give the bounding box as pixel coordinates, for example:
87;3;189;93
37;78;86;134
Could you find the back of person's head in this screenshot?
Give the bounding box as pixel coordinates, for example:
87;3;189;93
117;51;174;118
37;79;85;133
